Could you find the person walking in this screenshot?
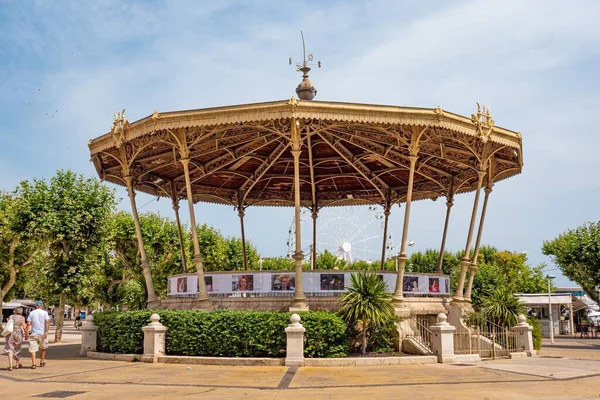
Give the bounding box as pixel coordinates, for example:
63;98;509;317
3;307;28;371
26;300;50;369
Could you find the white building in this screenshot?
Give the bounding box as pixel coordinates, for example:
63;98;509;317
516;293;575;337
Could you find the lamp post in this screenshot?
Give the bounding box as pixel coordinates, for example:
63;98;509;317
547;274;556;344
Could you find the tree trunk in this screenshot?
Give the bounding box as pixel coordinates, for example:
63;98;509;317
54;293;65;343
0;240;19;308
361;324;367;356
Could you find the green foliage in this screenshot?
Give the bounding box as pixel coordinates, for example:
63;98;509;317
16;170;117;302
93;310;348;358
316;249;347;270
543;221;600;303
196;224;228;271
224;236;260;270
0;191;40;304
478;287;525;327
464;247;547;309
260;257;295;270
94;311;151;354
338;272;395;355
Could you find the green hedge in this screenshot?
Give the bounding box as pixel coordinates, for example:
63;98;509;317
93;310;348;358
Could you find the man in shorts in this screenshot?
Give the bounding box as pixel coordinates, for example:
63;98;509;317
26;300;50;369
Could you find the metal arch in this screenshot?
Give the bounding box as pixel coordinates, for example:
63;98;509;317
317;132;388;201
306;122;412;149
241;140;290;202
183;133;282;187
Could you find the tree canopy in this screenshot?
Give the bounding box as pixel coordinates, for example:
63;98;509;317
543;221;600;303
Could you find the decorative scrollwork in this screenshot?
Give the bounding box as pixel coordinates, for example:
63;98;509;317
471;103;495;143
111;109;130;149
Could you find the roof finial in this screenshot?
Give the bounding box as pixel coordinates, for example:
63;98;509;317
289;31;321;100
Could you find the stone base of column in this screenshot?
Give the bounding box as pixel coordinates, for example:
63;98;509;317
446;301;473;332
146;299;161;310
289;298;309;312
194;296;214;311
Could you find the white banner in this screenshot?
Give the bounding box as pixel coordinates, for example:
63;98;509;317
168;272;450;296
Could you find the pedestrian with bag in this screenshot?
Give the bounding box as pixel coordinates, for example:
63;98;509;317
2;307;28;371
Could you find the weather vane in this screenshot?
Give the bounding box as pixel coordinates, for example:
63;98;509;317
289;31;321;100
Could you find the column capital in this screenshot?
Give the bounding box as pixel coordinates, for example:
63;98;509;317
484;186;493;194
238;208;245;218
477;169;487;178
311;211;318;220
446;199;454;208
292;250;305;261
179;157;190;167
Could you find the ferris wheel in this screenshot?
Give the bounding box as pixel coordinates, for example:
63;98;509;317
317;205;385;263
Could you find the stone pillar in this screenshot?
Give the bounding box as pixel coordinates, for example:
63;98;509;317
142;314;168;363
511;314;536;357
79;315;98;357
430;313;457;363
285;313;306;367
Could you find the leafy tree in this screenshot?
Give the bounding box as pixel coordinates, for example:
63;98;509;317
259;257;294;270
196;224;228;271
16;170;116;342
316;249;347;270
224;236;260;271
0;191;40;306
102;211;190;304
338;272;395;355
542;221;600;303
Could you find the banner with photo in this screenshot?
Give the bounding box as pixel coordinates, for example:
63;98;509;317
168;272;450;296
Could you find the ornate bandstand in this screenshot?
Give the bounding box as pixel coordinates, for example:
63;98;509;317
88;52;523;319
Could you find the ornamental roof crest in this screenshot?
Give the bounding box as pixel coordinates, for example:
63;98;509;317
471;103;494;142
111;109;130;149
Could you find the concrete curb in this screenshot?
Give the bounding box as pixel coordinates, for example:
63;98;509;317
87;351;142;362
158;355;285;366
305;356;438;367
86;352;437;367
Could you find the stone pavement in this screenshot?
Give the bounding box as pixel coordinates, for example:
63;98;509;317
1;330;599;399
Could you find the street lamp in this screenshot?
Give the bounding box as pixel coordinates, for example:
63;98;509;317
547;274;556;344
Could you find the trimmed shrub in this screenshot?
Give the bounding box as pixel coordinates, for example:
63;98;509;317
93;309;348;358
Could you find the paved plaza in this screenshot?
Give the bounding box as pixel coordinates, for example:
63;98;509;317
0;327;599;399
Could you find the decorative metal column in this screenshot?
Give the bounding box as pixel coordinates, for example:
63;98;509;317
392;155;418;310
465;185;493;302
454;170;486;302
180;158;212;310
290;117;308;311
436;192;454;274
238;206;248;271
171;182;188;273
311;207;318;270
379;201;391;270
124;175;158;305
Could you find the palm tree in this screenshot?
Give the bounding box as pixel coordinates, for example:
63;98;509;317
338;272;395;355
479;286;524;327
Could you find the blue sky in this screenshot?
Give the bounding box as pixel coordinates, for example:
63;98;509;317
1;0;600;286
